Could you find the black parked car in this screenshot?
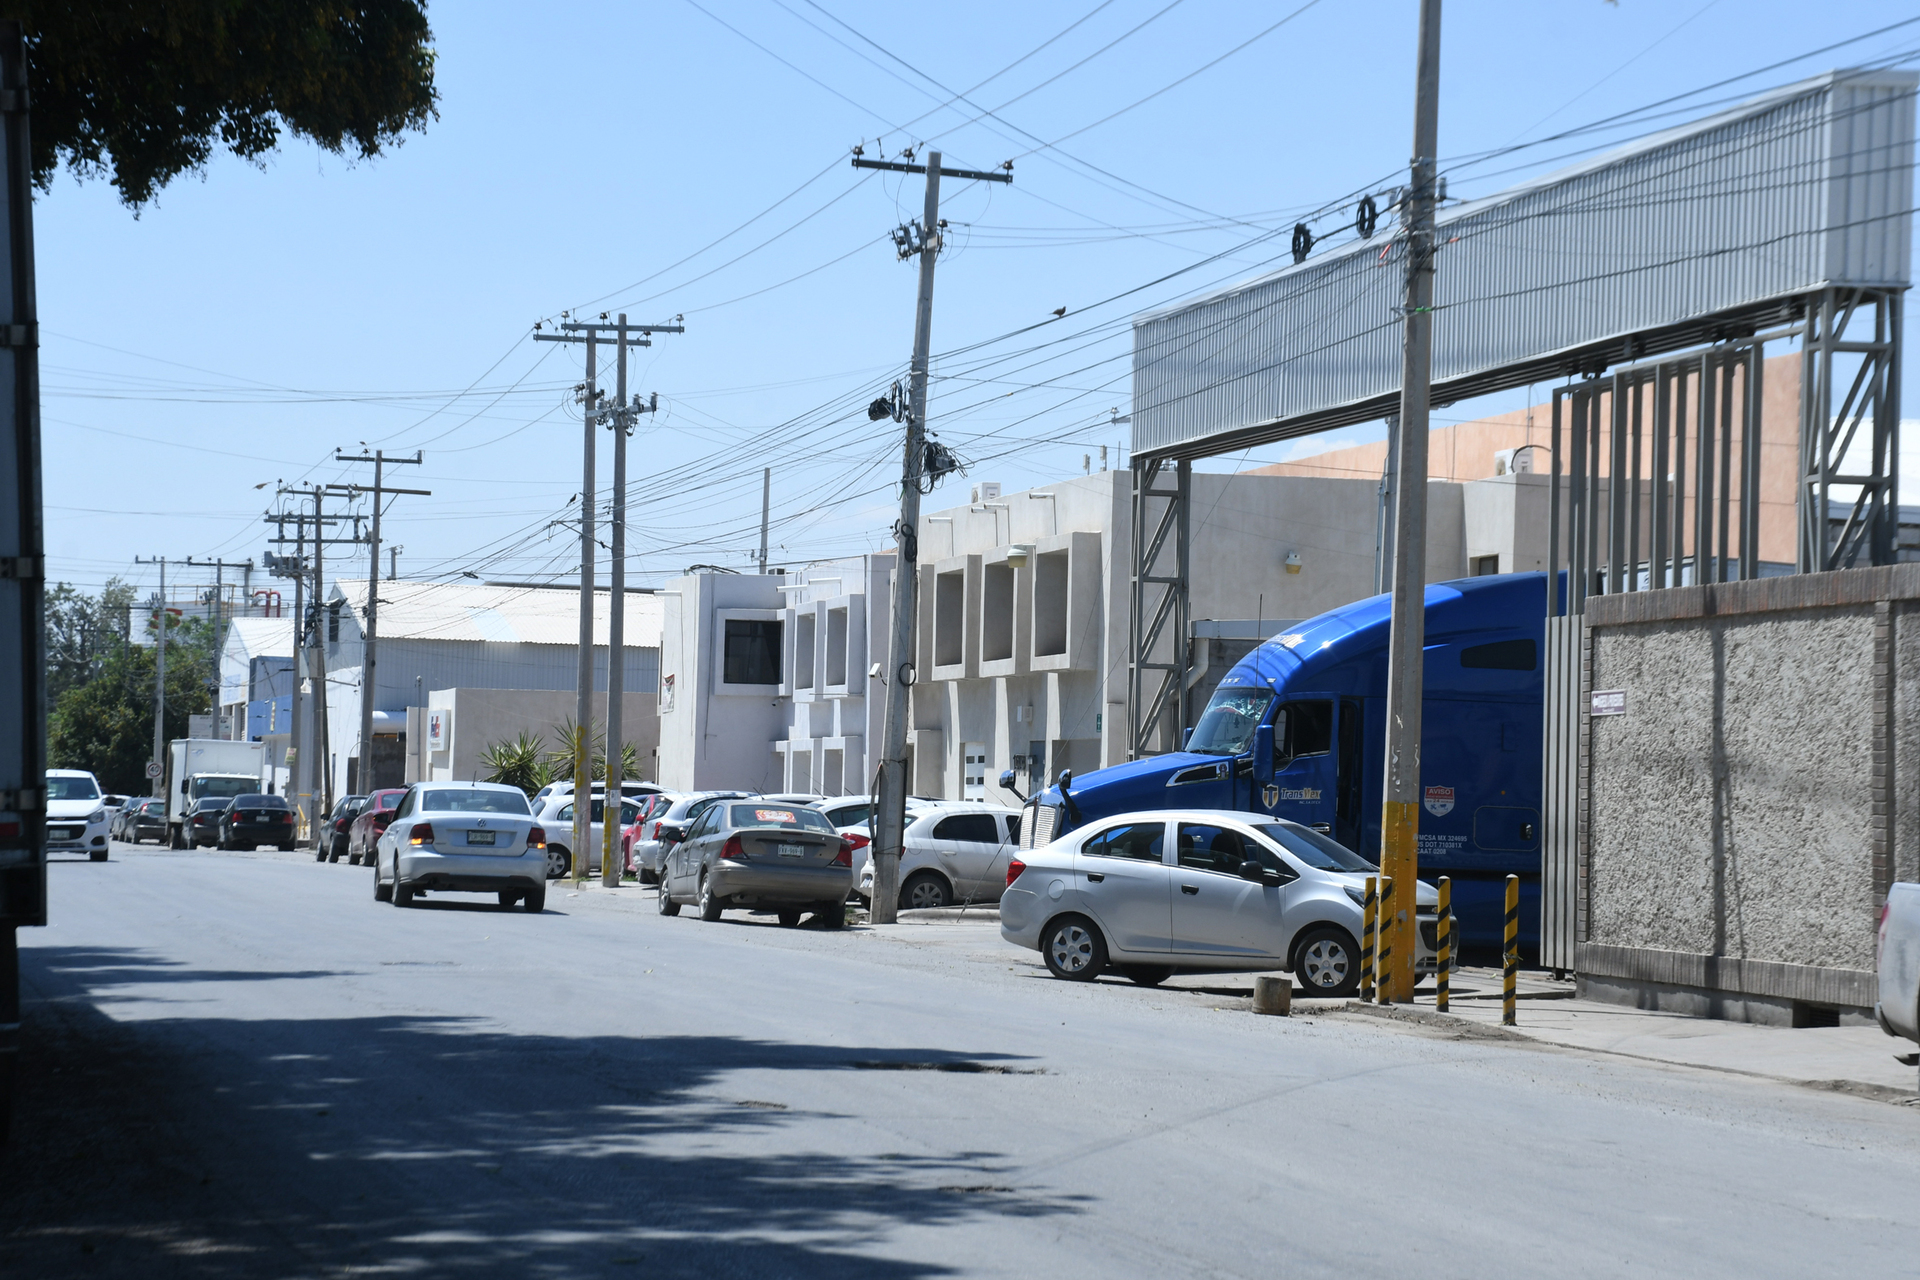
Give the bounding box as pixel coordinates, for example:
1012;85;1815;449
320;794;367;863
185;797;232;848
125;797;168;844
221;793;295;851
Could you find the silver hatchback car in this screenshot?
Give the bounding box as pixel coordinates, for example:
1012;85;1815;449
659;800;851;927
373;782;549;913
1000;808;1437;994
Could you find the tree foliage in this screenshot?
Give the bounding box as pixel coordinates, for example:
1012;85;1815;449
46;583;220;795
477;731;550;799
16;1;438;207
45;575;135;706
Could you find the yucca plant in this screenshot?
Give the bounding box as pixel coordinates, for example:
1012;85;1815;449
545;717;605;783
478;731;551;798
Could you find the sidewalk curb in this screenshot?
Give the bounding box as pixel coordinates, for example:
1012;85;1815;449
1332;1000;1529;1042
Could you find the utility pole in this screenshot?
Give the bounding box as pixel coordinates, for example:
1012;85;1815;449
856;147;1011;924
134;556;168;796
332;451;428;797
758;467;771;574
1379;0;1443;1003
535;316;682;884
266;492;356;842
185;556;253;737
601;319;660;887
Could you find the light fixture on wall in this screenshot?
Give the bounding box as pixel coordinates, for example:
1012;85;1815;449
1006;543;1035;569
1284;551;1303;575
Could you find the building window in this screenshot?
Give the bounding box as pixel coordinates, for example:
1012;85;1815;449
724;619;783;686
963;742;987;800
1471;554;1500;576
327;600;342;642
792;612;815;690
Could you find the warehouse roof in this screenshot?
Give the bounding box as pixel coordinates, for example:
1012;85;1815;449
326;579;664;649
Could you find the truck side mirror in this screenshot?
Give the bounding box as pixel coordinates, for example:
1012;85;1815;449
1253;724;1275;784
1181;727;1193;750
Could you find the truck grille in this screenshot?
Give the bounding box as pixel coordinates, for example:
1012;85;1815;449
1023;804;1057;850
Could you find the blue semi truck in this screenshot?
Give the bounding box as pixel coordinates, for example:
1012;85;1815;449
1020;572;1547;953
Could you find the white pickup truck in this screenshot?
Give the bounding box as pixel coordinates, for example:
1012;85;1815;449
1876;882;1920;1075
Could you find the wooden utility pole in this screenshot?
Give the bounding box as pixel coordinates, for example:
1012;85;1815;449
332;450;427;796
1379;0;1443;1003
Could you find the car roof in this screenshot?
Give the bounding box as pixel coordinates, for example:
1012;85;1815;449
47;768;97;777
417;781;525;793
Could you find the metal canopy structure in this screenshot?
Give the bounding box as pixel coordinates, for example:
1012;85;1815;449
1125;70;1916;968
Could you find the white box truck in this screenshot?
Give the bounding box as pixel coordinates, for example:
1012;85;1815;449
164;739;270;849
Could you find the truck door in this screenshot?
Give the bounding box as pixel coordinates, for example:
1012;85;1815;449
1257;699;1338;836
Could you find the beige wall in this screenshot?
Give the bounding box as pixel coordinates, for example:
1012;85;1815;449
420;687;659;786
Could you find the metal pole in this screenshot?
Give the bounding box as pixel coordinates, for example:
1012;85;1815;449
872;150;943;926
310;488;331;839
603;318;629;888
151;558;167;795
573;336;598;885
1436;875;1452;1011
288;529;306;831
1379;0;1442;1004
1503;873;1520;1025
758;466;771;575
360;453;383;798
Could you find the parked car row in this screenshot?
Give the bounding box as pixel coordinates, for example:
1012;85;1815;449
182;793;297;851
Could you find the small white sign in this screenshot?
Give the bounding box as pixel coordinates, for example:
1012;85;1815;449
144;761;163;780
426;710;448;750
1591;689;1627;717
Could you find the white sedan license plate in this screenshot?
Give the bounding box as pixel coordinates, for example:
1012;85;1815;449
777;842;806;858
466;830;497;846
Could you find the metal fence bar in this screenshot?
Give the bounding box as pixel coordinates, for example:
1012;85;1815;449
1651;367;1672;589
1608;373;1628;595
1717;355;1735;583
1695;353;1717;584
1548;390;1565;616
1741;346;1764;579
1627;373;1644;591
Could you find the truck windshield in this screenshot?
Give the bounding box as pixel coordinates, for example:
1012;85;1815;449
1252;823;1377;873
193;777;259;801
1187;687;1275;755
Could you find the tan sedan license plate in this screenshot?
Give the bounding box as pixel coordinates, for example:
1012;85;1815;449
466;830;497;846
777;843;806;858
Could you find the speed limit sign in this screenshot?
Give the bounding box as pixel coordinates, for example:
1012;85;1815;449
145;761;163;780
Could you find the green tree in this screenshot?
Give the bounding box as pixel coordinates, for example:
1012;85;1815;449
44;576;135;705
15;1;438;208
48;607;219;795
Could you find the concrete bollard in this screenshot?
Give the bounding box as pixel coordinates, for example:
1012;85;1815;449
1502;873;1519;1026
1436;876;1452;1012
1253;975;1291;1016
1375;875;1394;1005
1360;875;1378;1002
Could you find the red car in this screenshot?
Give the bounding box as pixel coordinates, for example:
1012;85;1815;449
345;787;409;865
622;792;678;881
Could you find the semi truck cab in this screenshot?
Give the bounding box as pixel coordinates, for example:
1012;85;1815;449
1024;573;1548;952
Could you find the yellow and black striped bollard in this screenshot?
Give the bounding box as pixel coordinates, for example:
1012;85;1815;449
1502;873;1519;1026
1360;875;1378;1001
1375;875;1394;1005
1436;876;1451;1012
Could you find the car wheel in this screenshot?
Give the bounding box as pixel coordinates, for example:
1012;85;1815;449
522;885;546;913
279;843;294;852
314;842;327;862
698;875;723;922
1041;915;1108;982
89;848;108;863
498;891;520;909
546;846;570;880
777;907;802;928
814;900;845;931
1122;965;1173;987
638;867;658;886
657;883;680;917
1292;926;1361;998
899;870;950;911
393;875;414;907
327;842;342;864
374;856;392;902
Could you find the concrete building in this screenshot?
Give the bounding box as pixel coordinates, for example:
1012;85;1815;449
321;579;662;795
218;616;296;747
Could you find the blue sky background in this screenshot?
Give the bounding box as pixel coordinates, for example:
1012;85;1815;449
35;0;1920;602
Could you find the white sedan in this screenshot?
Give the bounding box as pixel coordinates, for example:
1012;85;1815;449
47;769;111;862
530;792;641;879
373;782;549;912
999;808;1437;994
856;804;1022;910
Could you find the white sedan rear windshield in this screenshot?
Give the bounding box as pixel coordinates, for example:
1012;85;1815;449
423;789;531;815
730;805;835;832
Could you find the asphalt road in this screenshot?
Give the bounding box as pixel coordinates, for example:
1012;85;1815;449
6;840;1920;1279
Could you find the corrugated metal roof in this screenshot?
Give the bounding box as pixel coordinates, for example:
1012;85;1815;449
224;616;295;660
1131;68;1918;459
329;579;663;649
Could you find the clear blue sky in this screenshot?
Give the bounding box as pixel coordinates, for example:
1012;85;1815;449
35;0;1920;603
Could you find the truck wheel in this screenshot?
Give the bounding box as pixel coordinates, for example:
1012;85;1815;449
1292;926;1361;998
1042;915;1107;982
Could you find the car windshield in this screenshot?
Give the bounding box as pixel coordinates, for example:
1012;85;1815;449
421;788;530;815
236;795;287;808
730;804;835;833
194;777;259;801
46;776;100;801
1187;687;1275;756
1251;823;1376;873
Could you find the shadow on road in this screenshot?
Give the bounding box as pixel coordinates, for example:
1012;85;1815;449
2;947;1075;1278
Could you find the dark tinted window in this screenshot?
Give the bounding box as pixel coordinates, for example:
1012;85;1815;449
724;619;782;684
1005;814;1020;843
237;794;288;808
1282;701;1332;759
1082;822;1164;862
1176;823;1256;874
1460;639;1536;671
931;813;1000;843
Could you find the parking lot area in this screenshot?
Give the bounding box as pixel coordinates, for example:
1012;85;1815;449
5;840;1920;1278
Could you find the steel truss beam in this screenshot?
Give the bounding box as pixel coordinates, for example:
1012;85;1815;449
1128;457;1190;759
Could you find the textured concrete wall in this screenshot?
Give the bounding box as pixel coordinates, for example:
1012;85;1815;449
1588;605;1878;972
1895;602;1920;887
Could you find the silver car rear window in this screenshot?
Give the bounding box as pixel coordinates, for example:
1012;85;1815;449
422;789;531;816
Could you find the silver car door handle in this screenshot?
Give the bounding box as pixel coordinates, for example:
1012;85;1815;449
1085;872;1104;883
1181;884;1199;895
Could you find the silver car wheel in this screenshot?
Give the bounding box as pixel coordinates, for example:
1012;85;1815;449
1299;937;1350;989
1048;924;1096;974
904;876;948;911
546;845;569;879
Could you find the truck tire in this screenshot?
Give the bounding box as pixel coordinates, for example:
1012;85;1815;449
1292;925;1361;998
